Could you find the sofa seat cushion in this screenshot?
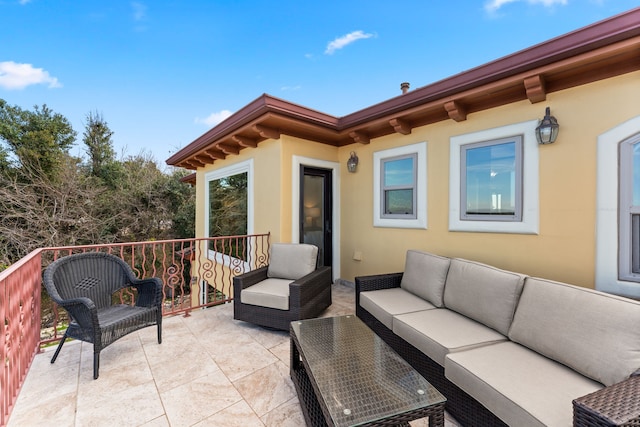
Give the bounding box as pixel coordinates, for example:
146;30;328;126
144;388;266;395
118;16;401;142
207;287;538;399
509;277;640;386
400;250;451;307
443;258;526;335
445;341;602;427
267;243;318;280
393;309;507;367
240;278;291;310
360;288;437;329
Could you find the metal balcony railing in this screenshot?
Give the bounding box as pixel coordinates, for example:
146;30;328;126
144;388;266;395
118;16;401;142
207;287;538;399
0;233;270;427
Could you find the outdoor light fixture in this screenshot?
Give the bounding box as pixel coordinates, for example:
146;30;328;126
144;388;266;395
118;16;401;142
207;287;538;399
535;107;560;144
347;151;359;173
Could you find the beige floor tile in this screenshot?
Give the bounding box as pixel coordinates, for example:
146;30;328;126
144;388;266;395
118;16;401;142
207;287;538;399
7;390;77;427
233;360;296;417
261;397;306;427
193;400;264;427
76;379;164;427
9;283;462;426
213;340;279;382
160;370;243;427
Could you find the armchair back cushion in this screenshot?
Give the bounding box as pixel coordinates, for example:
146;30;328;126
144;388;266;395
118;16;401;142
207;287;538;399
267;243;318;280
444;258;526;336
400;250;451;307
509;277;640;386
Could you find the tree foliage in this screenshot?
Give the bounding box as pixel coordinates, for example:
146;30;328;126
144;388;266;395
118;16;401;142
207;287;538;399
0;100;195;266
0;99;76;182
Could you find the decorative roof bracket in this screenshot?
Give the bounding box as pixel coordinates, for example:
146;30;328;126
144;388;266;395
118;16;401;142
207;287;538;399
389;118;412;135
252;124;280;140
232;135;258;147
349;131;370;144
524;74;547;103
218;144;240;155
444;100;467;122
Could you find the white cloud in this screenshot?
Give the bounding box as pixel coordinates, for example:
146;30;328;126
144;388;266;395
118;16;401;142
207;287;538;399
0;61;62;90
485;0;567;13
194;110;233;127
325;30;374;55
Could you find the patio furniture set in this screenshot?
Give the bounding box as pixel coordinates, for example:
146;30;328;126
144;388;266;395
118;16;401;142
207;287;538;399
43;245;640;426
356;250;640;426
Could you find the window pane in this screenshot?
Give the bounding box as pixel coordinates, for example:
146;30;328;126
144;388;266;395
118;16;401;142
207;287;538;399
384;157;414;186
208;172;248;237
465;142;516;215
633;143;640;206
385;189;413;214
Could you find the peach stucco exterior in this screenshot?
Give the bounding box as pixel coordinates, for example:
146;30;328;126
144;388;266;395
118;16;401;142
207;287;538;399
337;72;640;288
192;70;640;294
173;9;640;298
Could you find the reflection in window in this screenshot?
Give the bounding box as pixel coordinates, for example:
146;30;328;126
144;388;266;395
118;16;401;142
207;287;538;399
460;136;522;221
619;135;640;280
381;154;417;217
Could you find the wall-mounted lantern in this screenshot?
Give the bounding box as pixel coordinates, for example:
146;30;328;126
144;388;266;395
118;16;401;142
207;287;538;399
535;107;560;144
347;151;359;173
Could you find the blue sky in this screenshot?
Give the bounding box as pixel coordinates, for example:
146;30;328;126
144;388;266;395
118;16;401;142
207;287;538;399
1;0;637;167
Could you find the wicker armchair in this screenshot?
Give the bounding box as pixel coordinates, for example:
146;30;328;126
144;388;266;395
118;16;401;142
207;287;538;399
43;252;163;379
233;243;332;330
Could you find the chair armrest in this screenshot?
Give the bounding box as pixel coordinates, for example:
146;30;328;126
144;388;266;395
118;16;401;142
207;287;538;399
233;266;269;294
56;297;99;332
131;277;163;308
573;375;640;426
290;266;332;305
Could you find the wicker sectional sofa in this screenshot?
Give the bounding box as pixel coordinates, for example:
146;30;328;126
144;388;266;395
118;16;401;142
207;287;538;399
355;250;640;427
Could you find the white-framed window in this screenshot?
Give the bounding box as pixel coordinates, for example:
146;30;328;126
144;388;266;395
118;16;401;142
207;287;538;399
449;120;538;234
596;115;640;299
460;136;523;222
381;153;418;219
373;142;427;229
618;134;640;282
204;159;254;238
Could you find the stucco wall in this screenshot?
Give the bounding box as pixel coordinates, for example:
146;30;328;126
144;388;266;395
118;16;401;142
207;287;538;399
338;71;640;289
195;135;339;245
193;71;639;291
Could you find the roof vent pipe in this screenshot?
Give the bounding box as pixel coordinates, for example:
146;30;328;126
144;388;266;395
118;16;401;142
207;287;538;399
401;82;410;94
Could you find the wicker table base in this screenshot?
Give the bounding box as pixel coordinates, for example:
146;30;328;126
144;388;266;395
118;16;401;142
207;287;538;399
290;315;446;427
573;375;640;427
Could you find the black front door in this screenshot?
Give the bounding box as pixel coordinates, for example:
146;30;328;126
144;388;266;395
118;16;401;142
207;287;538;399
300;166;332;267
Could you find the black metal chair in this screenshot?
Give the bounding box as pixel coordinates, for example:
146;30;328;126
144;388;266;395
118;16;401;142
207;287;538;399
233;243;332;330
43;252;163;379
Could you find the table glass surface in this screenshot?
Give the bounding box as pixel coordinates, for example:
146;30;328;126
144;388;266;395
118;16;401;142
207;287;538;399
291;315;445;427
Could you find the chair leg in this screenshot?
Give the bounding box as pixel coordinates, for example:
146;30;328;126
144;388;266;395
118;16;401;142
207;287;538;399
93;350;100;380
157;313;162;344
50;333;67;364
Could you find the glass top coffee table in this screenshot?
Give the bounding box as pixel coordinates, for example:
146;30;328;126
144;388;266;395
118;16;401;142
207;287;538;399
290;315;446;427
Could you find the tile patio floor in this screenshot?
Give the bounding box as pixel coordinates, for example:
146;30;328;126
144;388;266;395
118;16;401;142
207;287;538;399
8;283;460;427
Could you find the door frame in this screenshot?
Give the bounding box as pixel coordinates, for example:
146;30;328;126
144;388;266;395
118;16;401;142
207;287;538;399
292;156;340;281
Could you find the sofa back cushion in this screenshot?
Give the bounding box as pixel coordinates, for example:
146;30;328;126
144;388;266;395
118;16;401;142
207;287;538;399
267;243;318;280
443;258;526;336
509;277;640;386
400;250;451;307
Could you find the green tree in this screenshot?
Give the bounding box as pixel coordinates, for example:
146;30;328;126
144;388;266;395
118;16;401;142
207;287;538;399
0;99;76;182
82;111;120;184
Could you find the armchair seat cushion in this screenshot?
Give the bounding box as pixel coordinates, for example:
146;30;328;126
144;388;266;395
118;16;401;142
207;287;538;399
359;288;436;329
240;278;292;310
